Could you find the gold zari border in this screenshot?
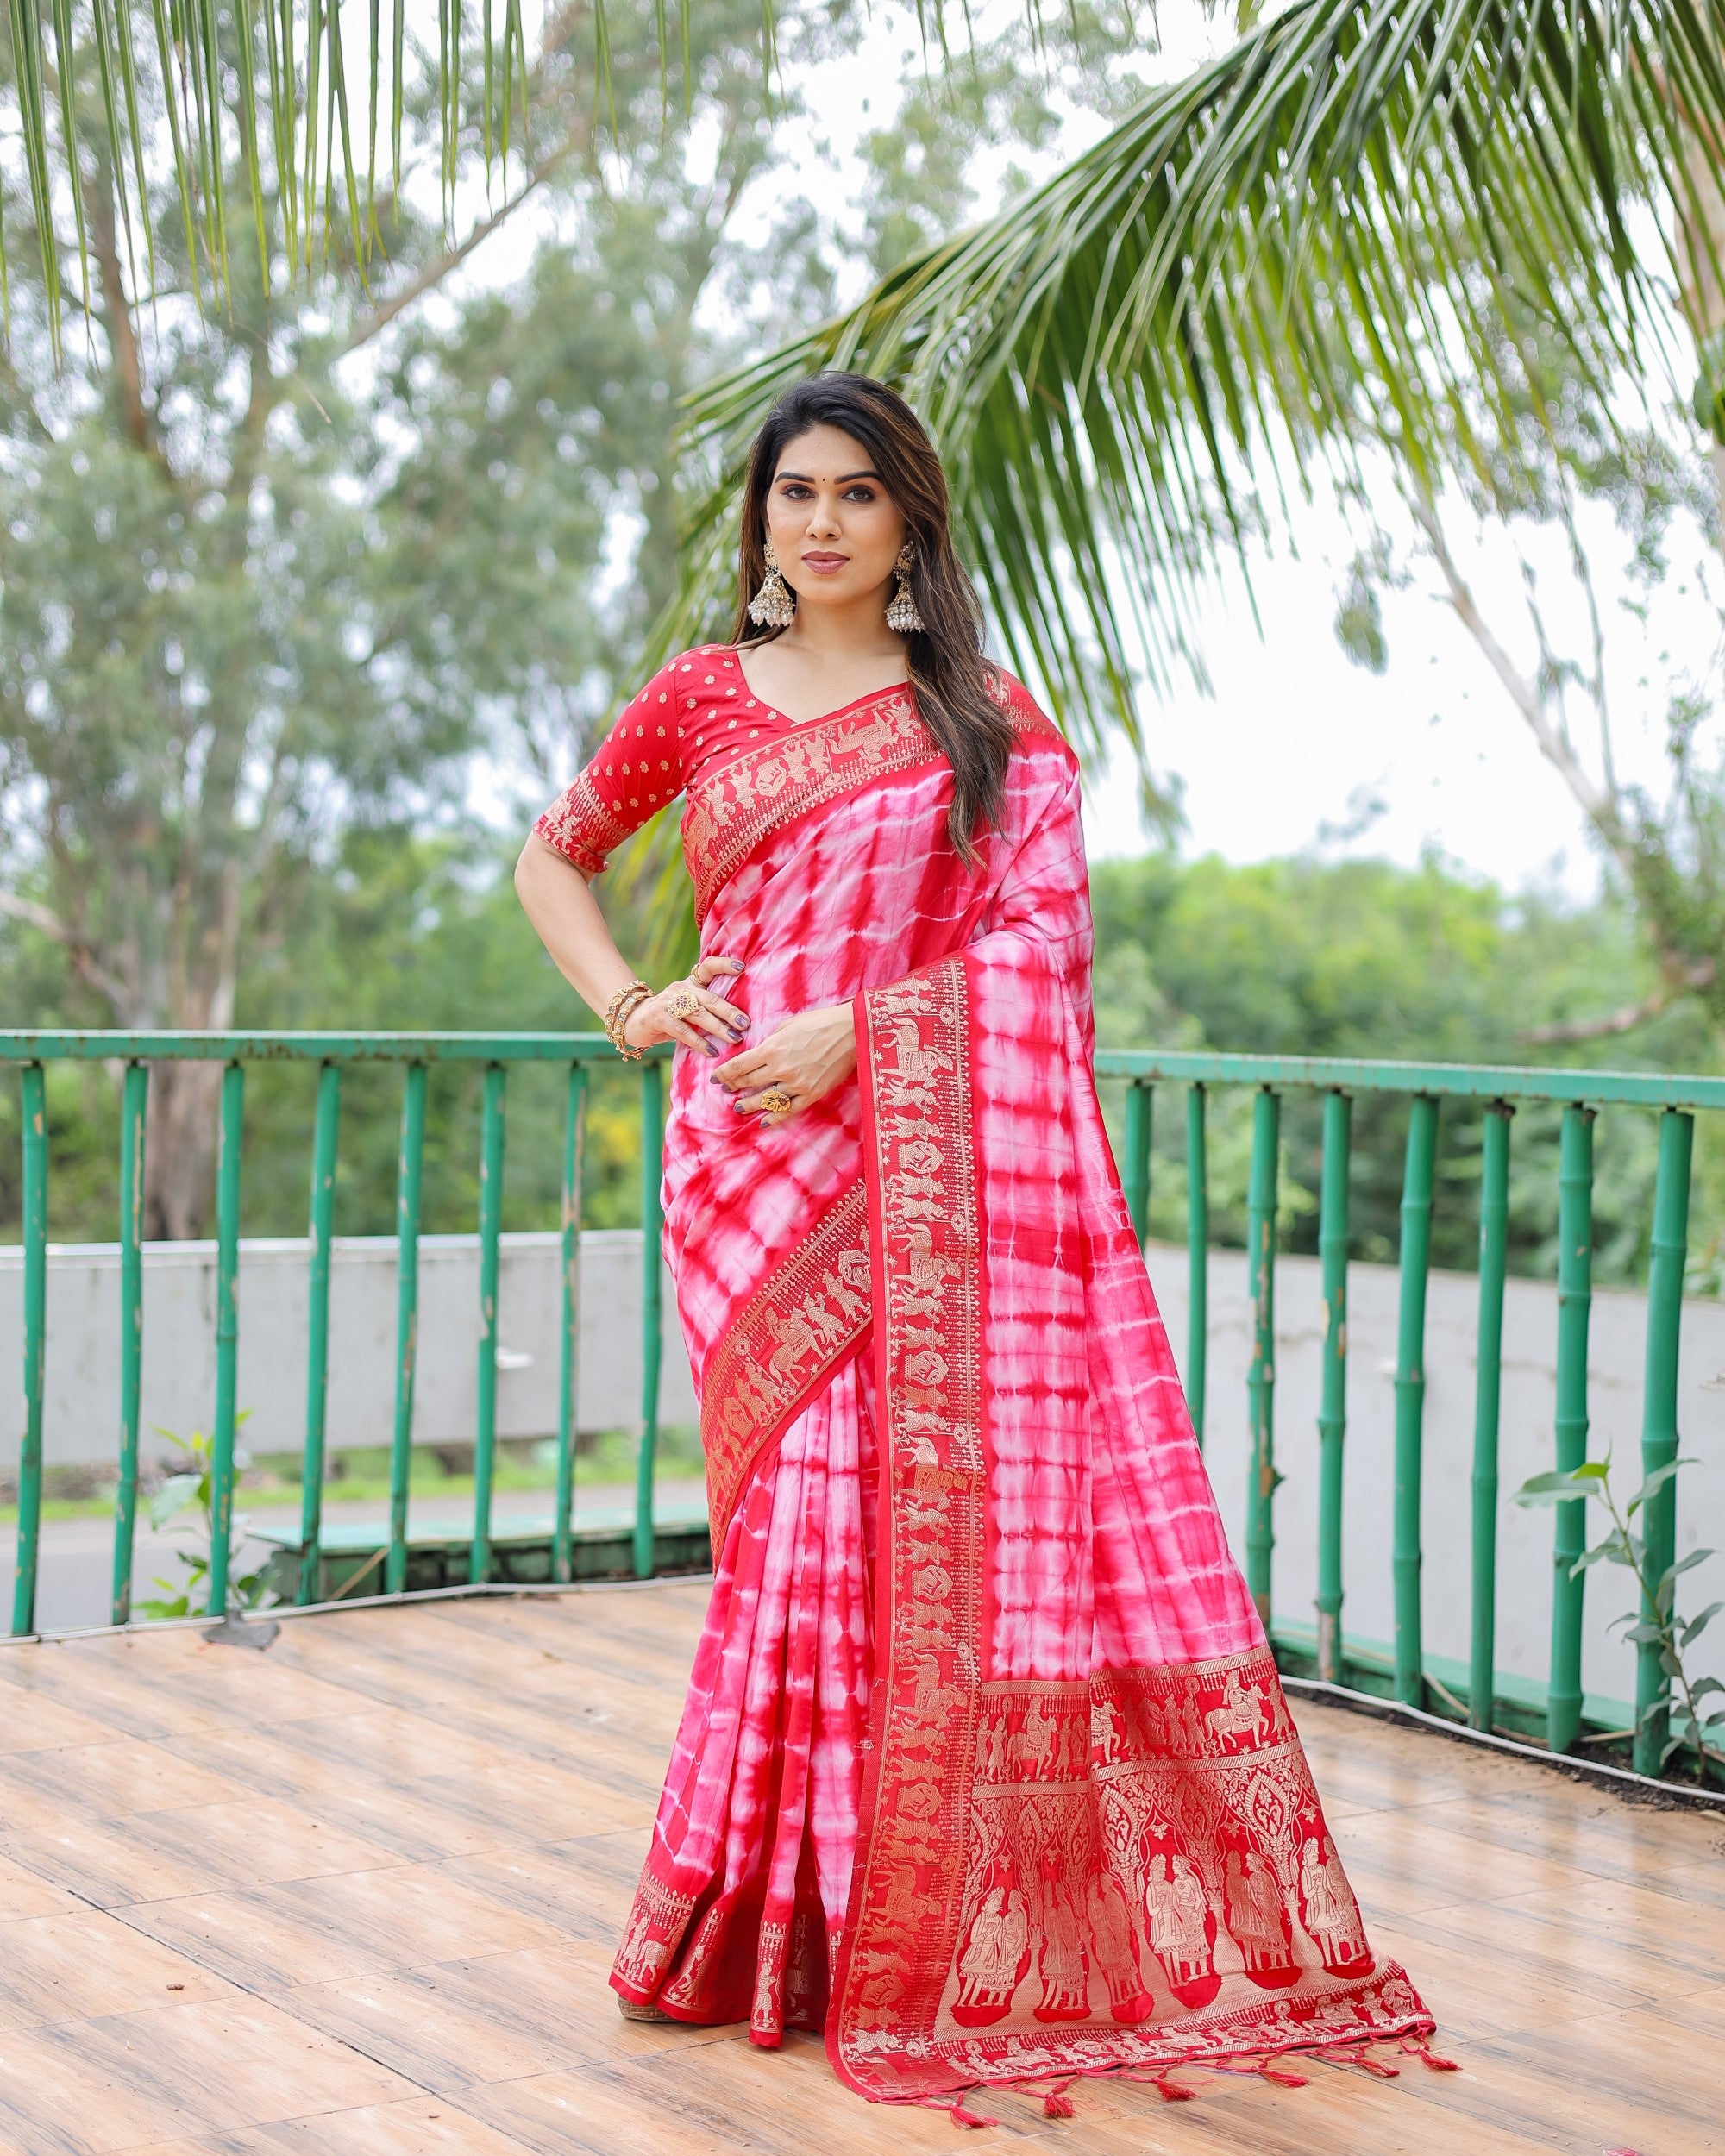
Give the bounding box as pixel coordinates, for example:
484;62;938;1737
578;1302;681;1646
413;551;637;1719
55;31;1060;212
699;1180;871;1543
683;693;937;920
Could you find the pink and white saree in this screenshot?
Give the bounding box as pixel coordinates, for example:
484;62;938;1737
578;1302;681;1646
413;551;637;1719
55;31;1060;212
535;646;1433;2109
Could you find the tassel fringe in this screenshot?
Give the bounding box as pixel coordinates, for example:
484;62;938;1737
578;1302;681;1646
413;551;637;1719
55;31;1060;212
1212;2055;1311;2088
1329;2043;1402;2080
928;2029;1446;2128
1124;2067;1195;2102
1402;2034;1461;2071
922;2097;1000;2129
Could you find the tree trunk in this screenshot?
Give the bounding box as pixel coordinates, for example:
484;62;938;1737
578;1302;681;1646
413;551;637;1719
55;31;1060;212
139;861;243;1241
143;1061;223;1240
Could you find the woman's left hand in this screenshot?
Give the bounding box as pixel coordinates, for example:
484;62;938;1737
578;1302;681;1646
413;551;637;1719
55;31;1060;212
711;1002;857;1125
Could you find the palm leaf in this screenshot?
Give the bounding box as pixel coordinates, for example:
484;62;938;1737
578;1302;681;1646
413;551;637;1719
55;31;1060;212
0;0;1001;351
668;0;1725;761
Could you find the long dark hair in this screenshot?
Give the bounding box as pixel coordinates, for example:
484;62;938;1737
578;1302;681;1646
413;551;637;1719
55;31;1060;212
731;372;1015;858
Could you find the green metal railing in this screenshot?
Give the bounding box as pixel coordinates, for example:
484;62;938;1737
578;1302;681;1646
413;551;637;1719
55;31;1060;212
1097;1050;1722;1778
3;1034;1719;1782
1;1031;672;1635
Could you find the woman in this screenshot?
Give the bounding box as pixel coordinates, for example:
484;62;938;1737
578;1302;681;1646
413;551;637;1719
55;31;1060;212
515;372;1434;2112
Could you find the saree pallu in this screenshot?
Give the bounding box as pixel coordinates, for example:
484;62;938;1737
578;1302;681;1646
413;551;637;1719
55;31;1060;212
604;674;1433;2105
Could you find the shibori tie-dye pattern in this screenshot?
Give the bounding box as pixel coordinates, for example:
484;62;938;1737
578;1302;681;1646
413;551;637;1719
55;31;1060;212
539;649;1435;2100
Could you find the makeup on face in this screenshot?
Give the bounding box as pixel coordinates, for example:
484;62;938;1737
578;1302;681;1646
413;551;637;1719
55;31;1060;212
763;427;906;601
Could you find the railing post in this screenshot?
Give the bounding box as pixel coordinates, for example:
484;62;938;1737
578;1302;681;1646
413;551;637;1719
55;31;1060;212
470;1062;507;1587
207;1060;245;1618
1186;1083;1208;1447
1124;1080;1151;1246
11;1062;47;1637
386;1062;427;1595
110;1061;148;1626
297;1062;342;1606
635;1058;665;1581
1634;1108;1693;1772
553;1062;587;1585
1548;1102;1596;1754
1393;1094;1438;1708
1315;1089;1351;1683
1469;1102;1512;1731
1245;1087;1279;1627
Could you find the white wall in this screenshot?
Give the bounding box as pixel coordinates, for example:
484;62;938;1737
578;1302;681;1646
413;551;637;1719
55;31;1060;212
0;1232;698;1469
1142;1240;1725;1716
3;1232;1721;1712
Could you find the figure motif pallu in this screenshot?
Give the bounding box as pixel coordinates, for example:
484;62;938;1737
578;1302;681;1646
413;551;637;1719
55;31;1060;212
535;645;1434;2107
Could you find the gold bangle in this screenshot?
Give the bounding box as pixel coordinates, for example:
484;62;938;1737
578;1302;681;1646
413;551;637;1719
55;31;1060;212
603;977;649;1034
604;979;651;1060
611;990;651;1060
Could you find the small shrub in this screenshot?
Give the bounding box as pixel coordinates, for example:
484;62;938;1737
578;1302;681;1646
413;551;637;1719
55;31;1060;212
139;1416;277;1621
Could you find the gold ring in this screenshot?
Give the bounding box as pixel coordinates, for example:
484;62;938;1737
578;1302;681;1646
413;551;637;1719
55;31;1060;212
663;987;698;1021
758;1088;794;1116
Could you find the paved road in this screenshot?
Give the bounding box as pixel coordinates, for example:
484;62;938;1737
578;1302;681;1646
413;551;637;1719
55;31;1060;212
1;1478;709;1633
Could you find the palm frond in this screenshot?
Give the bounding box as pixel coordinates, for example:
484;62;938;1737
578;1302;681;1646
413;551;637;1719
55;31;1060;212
668;0;1725;763
3;0;820;342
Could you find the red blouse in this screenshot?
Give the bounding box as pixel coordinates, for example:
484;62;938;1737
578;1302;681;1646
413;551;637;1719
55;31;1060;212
533;642;1058;899
534;644;833;877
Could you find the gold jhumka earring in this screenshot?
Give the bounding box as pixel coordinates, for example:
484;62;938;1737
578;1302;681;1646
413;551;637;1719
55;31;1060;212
747;537;796;629
886;541;924;634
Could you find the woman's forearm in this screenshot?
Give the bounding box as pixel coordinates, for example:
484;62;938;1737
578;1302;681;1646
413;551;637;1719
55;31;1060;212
516;833;750;1058
513;834;642;1019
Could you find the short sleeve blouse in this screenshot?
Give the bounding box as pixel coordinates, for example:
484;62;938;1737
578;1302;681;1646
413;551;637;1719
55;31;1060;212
532;645;783;876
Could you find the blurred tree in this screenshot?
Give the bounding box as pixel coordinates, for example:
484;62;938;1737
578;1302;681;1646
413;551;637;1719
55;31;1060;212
1088;850;1724;1286
1;0;1144;1232
1333;300;1725;1056
0;0;828;1234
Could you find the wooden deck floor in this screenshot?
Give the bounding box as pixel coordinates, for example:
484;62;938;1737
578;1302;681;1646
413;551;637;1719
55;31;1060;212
0;1585;1720;2156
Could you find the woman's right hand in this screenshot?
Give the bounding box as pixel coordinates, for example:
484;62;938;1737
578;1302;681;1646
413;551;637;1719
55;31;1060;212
622;955;750;1057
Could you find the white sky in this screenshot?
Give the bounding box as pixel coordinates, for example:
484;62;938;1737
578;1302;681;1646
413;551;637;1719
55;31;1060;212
1079;486;1722;899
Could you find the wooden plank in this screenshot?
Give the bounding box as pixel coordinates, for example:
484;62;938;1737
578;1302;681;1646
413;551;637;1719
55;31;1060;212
0;1739;254;1826
260;1626;690;1771
1328;1802;1603;1920
0;1636;363;1742
0;1852;85;1923
282;1938;704;2096
1406;1784;1725;1898
169;2098;547;2153
18;1993;414;2145
0;1908;235;2027
437;1830;656;1947
0;1589;1720;2156
0;1680;126;1753
137;1716;548;1865
118;1859;570;1995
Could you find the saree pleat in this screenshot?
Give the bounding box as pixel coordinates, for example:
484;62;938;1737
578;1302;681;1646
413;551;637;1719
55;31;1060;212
618;1360;877;2040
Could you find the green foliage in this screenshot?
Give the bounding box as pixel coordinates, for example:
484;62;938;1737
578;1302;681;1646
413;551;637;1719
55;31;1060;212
1089;850;1725;1283
0;824;674;1240
855;4;1142;280
138;1418;275;1620
0;0;824;350
1516;1456;1722;1783
1335;272;1725;1057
